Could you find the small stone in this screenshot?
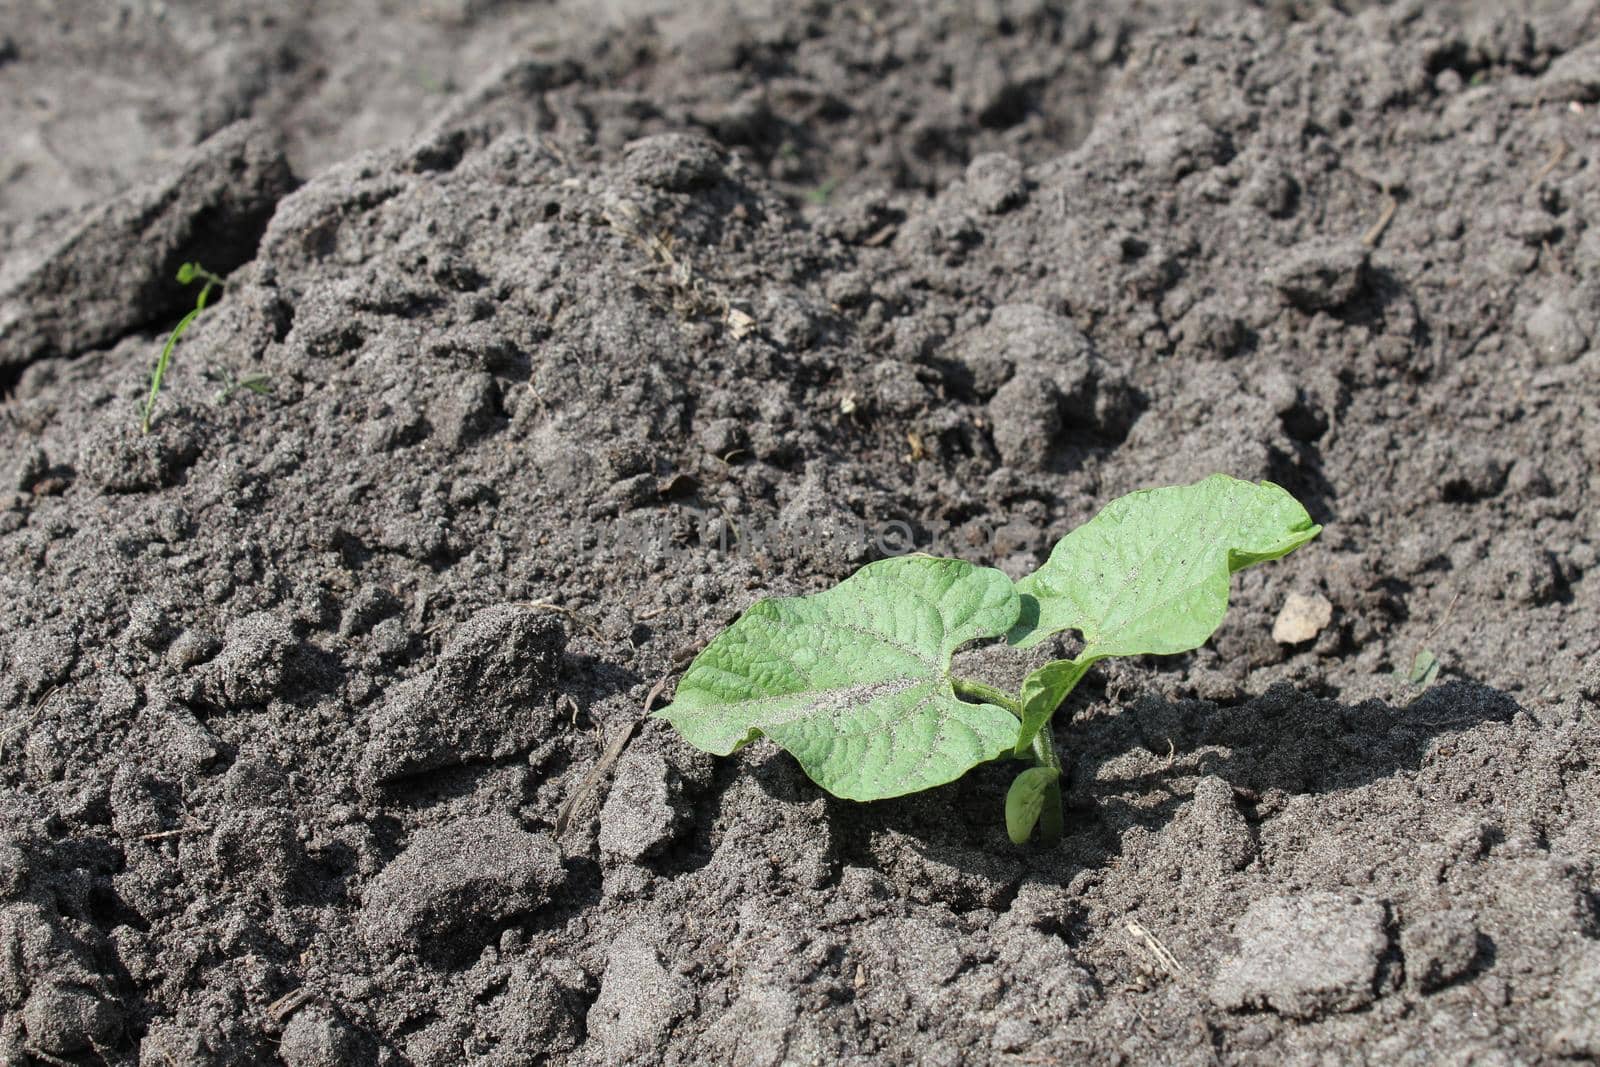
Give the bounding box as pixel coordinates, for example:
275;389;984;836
8;629;77;698
359;606;565;787
991;1018;1036;1052
207;612;298;707
586;929;694;1064
1272;592;1334;645
5;446;47;492
166;627;220;668
77;417;202;494
988;375;1060;469
1545;947;1600;1058
623;133;724;191
211;807;303;893
1440;448;1508;502
599;749;684;862
1267;239;1369;311
1401;910;1480;992
1524;295;1589;366
22;982;122;1055
360;815;564;966
695;417;747;458
1210;893;1389;1018
429;371;500;448
279;1009;370;1067
964;153;1027;214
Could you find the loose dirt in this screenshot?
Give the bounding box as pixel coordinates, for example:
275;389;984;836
1;2;1597;1064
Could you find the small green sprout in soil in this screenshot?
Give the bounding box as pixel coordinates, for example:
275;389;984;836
656;474;1321;845
205;365;272;404
806;178;840;205
1397;648;1441;688
141;261;224;434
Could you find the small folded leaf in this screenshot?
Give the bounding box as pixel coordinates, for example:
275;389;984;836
1015;658;1093;756
655;556;1023;801
1005;766;1060;844
1406;648;1440;687
1007;475;1320;751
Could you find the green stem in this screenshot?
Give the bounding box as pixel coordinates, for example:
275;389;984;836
951;677;1022;719
953;675;1065;844
142;306;201;434
1029;723;1061;774
1031;722;1064;846
141;276;220;434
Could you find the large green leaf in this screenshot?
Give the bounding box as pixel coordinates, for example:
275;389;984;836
655;556;1023;801
1007;475;1320;750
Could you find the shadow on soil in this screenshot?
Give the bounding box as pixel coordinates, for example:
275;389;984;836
737;677;1520;904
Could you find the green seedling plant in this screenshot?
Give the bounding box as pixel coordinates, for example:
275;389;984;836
142;261;224;434
204;364;272;404
1395;648;1441;688
656;475;1321;845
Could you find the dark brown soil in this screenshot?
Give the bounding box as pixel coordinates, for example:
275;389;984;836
2;2;1598;1065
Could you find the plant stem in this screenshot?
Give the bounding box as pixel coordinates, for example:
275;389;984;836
952;675;1064;844
1031;722;1064;846
950;677;1022;719
142;269;222;434
142;307;201;434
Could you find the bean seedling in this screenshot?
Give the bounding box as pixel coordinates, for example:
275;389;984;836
656;475;1320;844
141;261;224;434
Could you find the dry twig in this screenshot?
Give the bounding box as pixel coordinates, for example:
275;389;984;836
1125;918;1189;983
1529;140;1570;188
555;675;670;835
